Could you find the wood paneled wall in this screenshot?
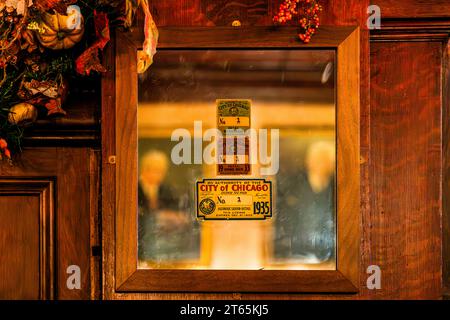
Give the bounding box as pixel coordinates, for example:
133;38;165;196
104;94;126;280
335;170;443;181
370;1;449;300
105;0;446;300
0;194;44;299
0;148;99;299
444;39;450;300
370;42;442;299
0;0;448;300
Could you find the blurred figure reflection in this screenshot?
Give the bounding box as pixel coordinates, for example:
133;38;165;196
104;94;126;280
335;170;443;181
305;141;335;194
275;141;336;263
138;150;190;262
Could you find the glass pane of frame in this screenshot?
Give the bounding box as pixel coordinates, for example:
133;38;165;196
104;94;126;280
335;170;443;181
137;49;336;270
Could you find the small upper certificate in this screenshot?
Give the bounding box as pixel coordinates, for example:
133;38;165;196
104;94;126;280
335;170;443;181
217;99;251;130
216;99;251;175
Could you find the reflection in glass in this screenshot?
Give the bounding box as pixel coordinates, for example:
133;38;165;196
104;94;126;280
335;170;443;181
274;139;335;263
138;50;336;270
138;141;201;267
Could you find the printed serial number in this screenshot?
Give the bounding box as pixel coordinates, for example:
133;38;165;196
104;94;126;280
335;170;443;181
224;304;269;317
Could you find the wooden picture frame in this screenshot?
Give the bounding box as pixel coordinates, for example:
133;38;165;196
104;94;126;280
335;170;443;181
102;26;360;293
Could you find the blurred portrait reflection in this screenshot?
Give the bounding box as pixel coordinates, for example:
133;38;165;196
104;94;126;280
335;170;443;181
275;140;336;263
138;150;194;263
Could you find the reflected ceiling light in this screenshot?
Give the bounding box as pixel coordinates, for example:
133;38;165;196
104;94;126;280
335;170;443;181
321;62;334;84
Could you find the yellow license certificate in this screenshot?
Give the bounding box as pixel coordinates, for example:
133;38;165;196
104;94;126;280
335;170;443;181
196;179;272;220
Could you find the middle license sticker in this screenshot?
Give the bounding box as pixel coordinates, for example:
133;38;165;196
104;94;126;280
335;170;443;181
196;179;272;220
216;99;251;176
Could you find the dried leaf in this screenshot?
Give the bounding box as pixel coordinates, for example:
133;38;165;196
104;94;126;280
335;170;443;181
75;10;110;76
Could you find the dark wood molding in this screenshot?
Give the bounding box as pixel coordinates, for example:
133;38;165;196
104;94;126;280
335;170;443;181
371;19;450;42
118;270;357;293
0;178;55;300
22;132;99;146
373;0;450;19
114;31;138;290
101;32;117;301
20;78;100;145
129;26;358;49
89;149;102;300
443;39;450;299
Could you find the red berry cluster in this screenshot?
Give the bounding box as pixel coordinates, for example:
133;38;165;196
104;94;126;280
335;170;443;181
273;0;322;43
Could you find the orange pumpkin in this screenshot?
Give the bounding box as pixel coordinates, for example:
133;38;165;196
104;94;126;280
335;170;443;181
36;8;85;50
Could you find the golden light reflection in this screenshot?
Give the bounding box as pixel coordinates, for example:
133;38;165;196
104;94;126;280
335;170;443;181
137;49;336;271
137;102;335;270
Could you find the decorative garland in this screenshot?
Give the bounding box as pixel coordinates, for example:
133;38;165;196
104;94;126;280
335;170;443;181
273;0;322;43
0;0;321;161
0;0;157;161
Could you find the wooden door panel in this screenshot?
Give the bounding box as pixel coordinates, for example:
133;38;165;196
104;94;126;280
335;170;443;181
0;195;41;299
0;148;98;300
0;179;54;300
369;42;442;299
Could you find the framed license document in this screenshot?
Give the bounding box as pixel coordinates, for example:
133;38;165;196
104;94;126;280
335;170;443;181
103;26;360;293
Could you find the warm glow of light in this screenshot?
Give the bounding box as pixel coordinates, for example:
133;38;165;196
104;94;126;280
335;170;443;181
138;102;335;137
137;101;335;270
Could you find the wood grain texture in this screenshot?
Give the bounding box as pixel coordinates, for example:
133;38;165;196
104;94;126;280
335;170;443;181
0;180;55;299
0;195;41;299
374;0;450;19
90;150;101;300
147;0;368;27
321;0;371;299
149;0;269;26
130;26;356;49
101;33;117;301
201;0;269;26
0;148;96;299
443;39;450;298
149;0;210;26
115;32;138;289
336;27;360;288
119;270;357;293
369;42;442;299
56;148;93;299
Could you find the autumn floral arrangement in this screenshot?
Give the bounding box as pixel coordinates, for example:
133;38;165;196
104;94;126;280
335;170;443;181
273;0;322;43
0;0;157;161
